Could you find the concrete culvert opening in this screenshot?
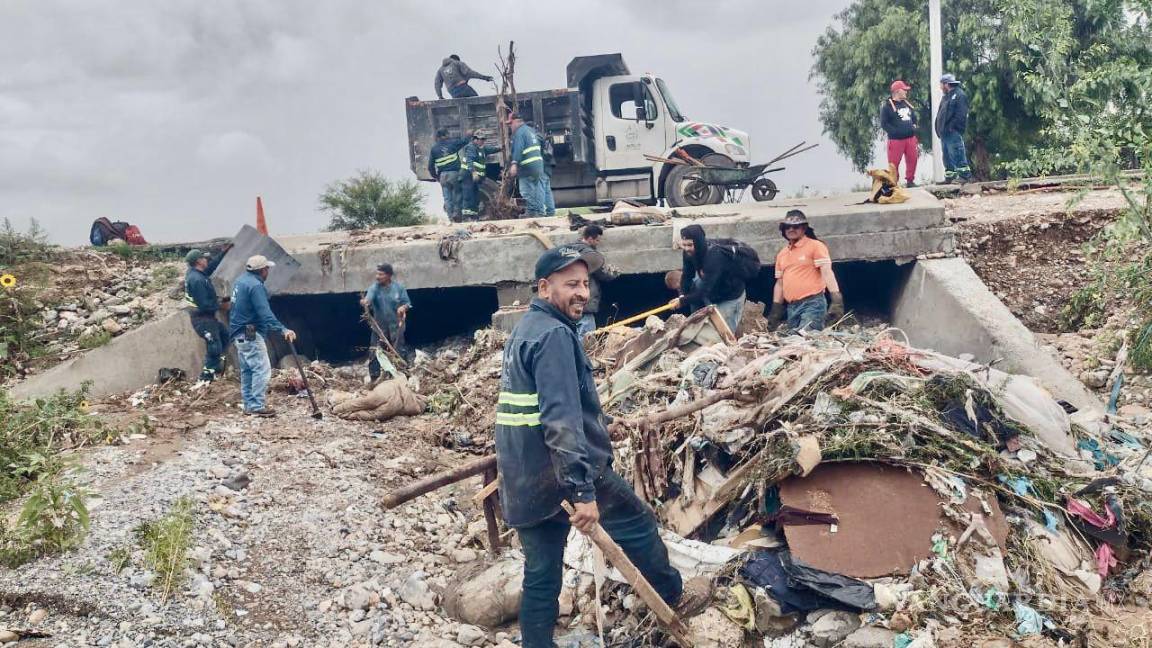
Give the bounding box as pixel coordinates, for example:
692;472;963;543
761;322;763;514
269;286;498;365
593;261;910;329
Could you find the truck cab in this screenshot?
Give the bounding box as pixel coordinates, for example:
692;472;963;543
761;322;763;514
405;53;752;212
587;71;752;206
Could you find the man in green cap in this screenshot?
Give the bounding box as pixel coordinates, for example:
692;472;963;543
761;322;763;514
184;249;229;382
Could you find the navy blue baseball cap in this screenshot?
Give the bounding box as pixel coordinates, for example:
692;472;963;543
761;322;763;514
534;244;603;280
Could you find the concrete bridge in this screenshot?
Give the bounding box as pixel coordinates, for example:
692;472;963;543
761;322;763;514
10;191;1100;413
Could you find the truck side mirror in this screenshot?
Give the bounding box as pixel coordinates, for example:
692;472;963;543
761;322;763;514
633;81;647;121
635;105;647;122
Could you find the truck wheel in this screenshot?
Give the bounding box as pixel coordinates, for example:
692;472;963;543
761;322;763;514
752;178;778;201
665;154;734;207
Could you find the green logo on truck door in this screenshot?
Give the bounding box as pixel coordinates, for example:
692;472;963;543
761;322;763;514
676;122;744;146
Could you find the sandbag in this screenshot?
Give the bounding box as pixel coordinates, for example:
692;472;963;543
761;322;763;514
332;379;425;422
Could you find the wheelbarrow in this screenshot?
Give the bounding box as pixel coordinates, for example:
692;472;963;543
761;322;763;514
685;163;784;204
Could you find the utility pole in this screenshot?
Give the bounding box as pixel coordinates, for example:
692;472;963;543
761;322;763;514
929;0;945;183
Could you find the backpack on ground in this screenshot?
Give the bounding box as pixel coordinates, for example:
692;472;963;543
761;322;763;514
123;225;147;245
88;217;122;245
712;238;761;281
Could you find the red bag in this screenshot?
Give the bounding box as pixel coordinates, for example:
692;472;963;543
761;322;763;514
124;225;148;245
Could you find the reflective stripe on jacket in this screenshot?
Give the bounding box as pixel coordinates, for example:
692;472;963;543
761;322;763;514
427;136;471;177
495;298;613;527
511;125;544;176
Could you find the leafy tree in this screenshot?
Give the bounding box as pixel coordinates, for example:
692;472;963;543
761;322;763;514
319;171;428;231
1015;2;1152;367
810;0;1148;179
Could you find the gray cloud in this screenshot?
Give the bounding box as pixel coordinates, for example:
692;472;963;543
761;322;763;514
0;0;855;245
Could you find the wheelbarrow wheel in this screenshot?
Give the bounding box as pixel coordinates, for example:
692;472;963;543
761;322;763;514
752;178;778;202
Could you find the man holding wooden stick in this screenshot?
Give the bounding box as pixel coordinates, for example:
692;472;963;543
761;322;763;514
360;263;412;378
496;245;707;647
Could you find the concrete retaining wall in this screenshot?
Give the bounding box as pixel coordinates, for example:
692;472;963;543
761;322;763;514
892;257;1100;411
10;311;206;401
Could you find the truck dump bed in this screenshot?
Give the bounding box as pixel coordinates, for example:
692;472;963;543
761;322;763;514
405;90;588;181
406;54;631;183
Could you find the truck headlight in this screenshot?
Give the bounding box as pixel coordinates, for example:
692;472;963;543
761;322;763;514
725;144;747;157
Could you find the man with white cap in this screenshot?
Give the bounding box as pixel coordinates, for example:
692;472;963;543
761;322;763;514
229;255;296;417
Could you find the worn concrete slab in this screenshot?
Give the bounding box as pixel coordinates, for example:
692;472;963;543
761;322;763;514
892;257;1100;411
264;190;949;295
10;311;206;401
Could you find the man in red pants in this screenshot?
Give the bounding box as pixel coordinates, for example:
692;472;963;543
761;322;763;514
880;79;920;187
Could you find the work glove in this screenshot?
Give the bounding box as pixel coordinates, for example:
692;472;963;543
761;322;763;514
472;171;483;182
827;292;845;322
764;302;785;329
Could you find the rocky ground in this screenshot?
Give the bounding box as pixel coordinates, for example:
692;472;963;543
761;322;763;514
2;188;1149;647
1;249;186;385
1;375;518;648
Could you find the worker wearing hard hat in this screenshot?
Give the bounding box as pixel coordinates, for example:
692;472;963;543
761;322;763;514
229;255;296;417
765;211;845;332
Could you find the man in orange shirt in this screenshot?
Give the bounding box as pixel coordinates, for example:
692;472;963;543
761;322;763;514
765;210;845;331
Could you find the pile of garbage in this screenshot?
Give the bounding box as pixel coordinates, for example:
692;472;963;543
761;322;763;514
566;308;1152;646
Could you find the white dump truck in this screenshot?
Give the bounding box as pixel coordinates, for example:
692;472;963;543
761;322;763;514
406;53;758;212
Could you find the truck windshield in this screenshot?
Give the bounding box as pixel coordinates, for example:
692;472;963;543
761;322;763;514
656;78;686;122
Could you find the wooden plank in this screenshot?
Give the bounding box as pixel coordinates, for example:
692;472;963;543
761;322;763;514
560;502;693;645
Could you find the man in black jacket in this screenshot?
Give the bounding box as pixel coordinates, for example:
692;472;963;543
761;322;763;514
496;246;703;647
881;79;919;187
934;73;973;183
428;128;472;221
572;225;620;337
183;249;229;382
670;224;747;334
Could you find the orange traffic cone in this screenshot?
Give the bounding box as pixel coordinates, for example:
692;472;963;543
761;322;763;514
256;196;268;235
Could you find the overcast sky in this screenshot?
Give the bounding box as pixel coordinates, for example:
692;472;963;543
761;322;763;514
0;0;858;246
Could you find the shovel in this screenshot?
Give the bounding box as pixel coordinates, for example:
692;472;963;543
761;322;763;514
287;340;323;419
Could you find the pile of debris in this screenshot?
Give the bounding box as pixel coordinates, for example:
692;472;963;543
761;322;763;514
556;309;1152;646
410;329;509;453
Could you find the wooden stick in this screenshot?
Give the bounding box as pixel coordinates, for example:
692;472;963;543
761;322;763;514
381;455;497;509
598;303;676;331
482;467;501;555
629;388;738;428
473;475;500;503
707;305;738;344
560;502;693;645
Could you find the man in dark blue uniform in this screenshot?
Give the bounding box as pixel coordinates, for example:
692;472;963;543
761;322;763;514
183;249;229;382
495;246;707;647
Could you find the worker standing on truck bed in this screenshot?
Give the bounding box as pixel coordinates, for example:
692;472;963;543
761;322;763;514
670;224;752;335
360;263;412;378
458;129;500;219
434;54;493;99
764;210;845;332
184;249;230;383
229;255;296;418
496;245;708;647
507;114;549;217
428;128;472;222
